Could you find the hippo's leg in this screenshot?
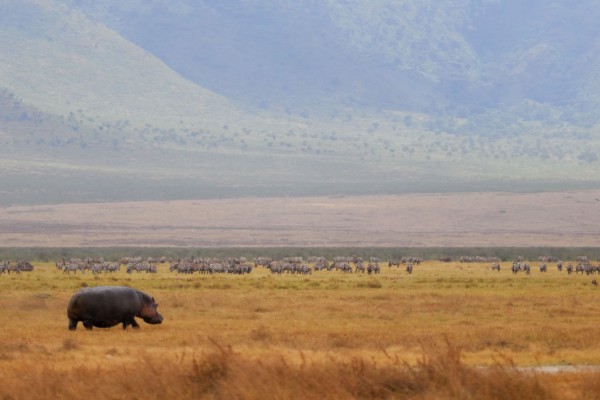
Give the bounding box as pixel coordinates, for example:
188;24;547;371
68;319;78;330
82;320;94;330
122;317;140;329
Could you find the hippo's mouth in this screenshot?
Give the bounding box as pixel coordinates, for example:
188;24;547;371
143;314;163;324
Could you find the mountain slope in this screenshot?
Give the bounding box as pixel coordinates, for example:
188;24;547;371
57;0;600;117
56;0;449;111
0;0;598;205
466;0;600;111
0;0;236;128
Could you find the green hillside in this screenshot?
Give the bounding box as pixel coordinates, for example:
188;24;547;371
0;0;238;127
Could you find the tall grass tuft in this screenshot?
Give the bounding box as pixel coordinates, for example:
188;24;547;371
182;341;558;400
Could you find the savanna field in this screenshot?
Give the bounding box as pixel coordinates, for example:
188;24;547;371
2;259;600;399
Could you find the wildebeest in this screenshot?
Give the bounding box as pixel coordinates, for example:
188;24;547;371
67;286;163;330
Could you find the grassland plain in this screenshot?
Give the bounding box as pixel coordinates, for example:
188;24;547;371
1;260;600;399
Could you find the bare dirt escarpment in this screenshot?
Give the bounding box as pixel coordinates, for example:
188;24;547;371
0;190;598;247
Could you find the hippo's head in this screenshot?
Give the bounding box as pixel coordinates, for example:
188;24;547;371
140;297;163;324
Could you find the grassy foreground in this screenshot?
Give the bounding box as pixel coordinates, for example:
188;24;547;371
1;260;600;399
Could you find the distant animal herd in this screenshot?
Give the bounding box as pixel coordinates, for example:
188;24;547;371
1;255;598;277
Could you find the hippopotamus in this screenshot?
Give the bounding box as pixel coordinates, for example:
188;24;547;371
67;286;163;330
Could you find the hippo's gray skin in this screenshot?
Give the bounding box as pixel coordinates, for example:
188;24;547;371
67;286;163;330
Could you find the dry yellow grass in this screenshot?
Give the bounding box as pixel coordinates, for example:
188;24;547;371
0;260;599;399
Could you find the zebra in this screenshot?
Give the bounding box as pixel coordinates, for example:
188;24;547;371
351;255;363;265
208;263;225;274
511;262;519;274
406;263;413;274
308;256;327;265
355;262;365;273
335;262;353;273
367;263;380;275
126;262;157;274
236;264;253;274
582;263;597;275
313;259;328;271
491;263;500;271
511;261;530;275
567;264;574;275
332;256;351;266
62;264;80;274
106;262;120;273
539;263;547;273
80;264;92;274
401;256;420;265
7;261;33;273
267;263;284;274
91;263;103;275
293;265;312;275
254;257;273;268
280;256;303;265
0;261;13;274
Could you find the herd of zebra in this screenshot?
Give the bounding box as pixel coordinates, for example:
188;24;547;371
55;257;162;274
1;255;598;277
0;261;34;274
169;257;253;275
39;255;412;276
255;256;386;275
169;256;384;275
490;256;599;275
48;255;472;276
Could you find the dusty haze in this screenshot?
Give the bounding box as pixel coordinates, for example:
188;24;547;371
0;191;598;247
